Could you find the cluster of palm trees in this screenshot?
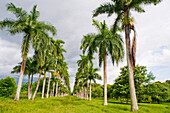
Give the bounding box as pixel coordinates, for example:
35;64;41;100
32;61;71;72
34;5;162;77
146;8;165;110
0;3;70;101
74;0;161;112
73;55;102;100
73;19;124;103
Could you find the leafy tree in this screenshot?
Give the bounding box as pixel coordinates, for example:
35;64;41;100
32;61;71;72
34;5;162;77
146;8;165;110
93;0;162;111
92;86;103;99
113;65;155;103
144;82;170;104
0;76;17;97
0;3;56;101
107;84;113;99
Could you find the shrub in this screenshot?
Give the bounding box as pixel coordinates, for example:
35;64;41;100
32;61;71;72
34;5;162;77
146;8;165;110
0;76;17;97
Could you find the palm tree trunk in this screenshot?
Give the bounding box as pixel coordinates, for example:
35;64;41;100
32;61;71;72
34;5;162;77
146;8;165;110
86;80;89;100
84;87;86;99
89;80;92;101
59;87;60;97
42;72;46;98
50;90;53;97
32;71;42;100
55;82;58;97
81;88;83;98
52;83;55;97
29;74;33;99
125;10;138;112
46;73;51;98
14;58;26;101
104;53;107;105
28;74;31;100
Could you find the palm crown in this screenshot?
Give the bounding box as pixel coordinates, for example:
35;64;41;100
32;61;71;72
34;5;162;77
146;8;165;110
93;0;162;33
88;19;124;67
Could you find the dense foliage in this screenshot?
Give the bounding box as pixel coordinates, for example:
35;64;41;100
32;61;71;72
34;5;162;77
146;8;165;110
0;76;17;97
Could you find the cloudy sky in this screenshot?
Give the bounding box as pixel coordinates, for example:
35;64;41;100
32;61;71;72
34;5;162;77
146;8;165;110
0;0;170;91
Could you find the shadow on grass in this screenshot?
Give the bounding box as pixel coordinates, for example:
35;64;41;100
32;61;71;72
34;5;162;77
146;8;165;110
108;100;131;105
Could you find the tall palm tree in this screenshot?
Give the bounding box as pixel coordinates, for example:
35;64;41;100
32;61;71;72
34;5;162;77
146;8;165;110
93;0;161;111
50;72;60;97
55;78;60;97
0;3;56;101
46;72;51;98
41;40;58;98
77;55;93;99
87;19;124;105
80;33;96;55
79;65;102;101
11;57;38;99
80;33;98;100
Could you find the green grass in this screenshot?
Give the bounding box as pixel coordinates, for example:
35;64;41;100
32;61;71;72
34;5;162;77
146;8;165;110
0;96;169;113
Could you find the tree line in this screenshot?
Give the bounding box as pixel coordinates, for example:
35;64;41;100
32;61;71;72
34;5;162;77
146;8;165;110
73;65;170;104
0;3;70;100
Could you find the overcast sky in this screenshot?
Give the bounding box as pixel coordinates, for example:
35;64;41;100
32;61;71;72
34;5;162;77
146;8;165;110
0;0;170;91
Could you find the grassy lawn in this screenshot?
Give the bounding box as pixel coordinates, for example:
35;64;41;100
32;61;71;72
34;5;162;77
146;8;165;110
0;96;169;113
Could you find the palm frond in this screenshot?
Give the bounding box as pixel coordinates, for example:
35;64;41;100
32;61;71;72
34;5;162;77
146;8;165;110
7;3;27;19
93;3;115;17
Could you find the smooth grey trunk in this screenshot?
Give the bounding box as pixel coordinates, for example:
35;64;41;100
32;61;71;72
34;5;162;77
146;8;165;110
46;73;51;98
86;80;89;100
42;72;46;98
89;80;91;101
14;58;26;101
32;71;42;100
52;83;55;97
29;74;33;99
125;10;138;111
104;54;107;105
28;74;31;99
50;90;53;97
58;87;60;97
84;87;86;99
55;82;58;97
81;88;83;98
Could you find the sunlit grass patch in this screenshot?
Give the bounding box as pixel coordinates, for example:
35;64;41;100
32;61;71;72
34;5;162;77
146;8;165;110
0;96;169;113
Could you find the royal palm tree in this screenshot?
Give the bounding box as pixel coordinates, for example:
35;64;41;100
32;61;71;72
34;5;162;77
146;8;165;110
46;72;51;98
11;57;38;99
50;72;60;97
77;55;93;99
41;52;56;98
80;33;96;55
0;3;56;101
93;0;161;111
80;33;98;99
55;78;60;97
87;19;124;105
79;65;102;101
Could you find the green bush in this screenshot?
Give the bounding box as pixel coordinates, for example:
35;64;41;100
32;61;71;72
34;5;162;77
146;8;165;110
0;76;17;97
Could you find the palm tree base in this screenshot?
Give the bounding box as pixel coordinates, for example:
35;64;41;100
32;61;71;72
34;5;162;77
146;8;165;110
103;103;108;105
14;96;19;101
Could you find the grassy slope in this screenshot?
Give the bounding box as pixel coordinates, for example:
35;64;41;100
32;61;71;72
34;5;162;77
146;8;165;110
0;96;169;113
